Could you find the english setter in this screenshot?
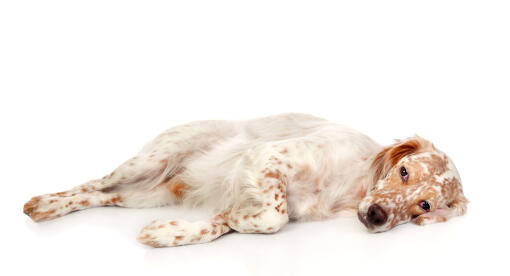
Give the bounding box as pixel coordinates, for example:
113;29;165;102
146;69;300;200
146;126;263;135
23;113;468;247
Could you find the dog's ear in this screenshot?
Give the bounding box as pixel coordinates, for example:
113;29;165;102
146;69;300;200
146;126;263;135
371;138;422;183
371;146;392;184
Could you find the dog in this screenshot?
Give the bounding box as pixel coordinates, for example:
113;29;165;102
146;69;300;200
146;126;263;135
23;113;468;247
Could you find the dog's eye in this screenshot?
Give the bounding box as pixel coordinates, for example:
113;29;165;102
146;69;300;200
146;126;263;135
419;200;431;211
399;166;409;182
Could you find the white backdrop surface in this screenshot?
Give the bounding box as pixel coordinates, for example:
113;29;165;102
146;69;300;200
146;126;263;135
1;1;509;275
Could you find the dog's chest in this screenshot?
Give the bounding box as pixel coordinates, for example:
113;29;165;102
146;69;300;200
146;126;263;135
284;157;370;221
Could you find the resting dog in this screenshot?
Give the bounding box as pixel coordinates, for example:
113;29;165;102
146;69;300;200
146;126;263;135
23;113;468;247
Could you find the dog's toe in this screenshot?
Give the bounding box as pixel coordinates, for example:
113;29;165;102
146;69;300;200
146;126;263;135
23;196;41;216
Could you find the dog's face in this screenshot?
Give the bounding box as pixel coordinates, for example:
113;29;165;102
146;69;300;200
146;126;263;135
357;137;468;232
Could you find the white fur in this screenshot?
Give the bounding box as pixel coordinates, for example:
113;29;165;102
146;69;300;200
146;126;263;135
174;114;381;219
24;113;466;247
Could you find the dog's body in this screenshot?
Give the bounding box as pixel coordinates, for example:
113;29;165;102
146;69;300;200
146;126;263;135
24;113;468;247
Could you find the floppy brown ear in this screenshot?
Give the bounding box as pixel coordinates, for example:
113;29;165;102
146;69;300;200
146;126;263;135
371;146;392;184
371;139;422;183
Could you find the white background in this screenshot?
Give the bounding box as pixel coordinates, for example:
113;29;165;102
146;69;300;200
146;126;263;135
1;1;509;275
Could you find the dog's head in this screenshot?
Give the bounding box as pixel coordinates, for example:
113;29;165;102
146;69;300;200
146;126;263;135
357;137;468;232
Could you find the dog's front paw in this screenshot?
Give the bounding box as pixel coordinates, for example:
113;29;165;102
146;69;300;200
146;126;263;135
23;196;41;217
137;219;217;248
137;220;184;248
413;213;447;226
137;232;166;248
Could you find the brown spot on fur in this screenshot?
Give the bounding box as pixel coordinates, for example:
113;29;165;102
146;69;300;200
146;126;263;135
200;229;209;235
139;233;151;240
264;170;282;179
81;188;88;192
415;154;448;176
79;200;89;206
30;209;56;221
144;240;164;248
275;202;283;212
110;195;122;203
263;185;274;193
174;236;184;241
168;180;188;199
169;221;178;226
277;184;285;192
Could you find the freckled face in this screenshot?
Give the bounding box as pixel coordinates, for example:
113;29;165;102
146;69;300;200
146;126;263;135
358;151;462;232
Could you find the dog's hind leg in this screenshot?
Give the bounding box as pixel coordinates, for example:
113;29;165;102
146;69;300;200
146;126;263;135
22;157;183;222
23;120;238;221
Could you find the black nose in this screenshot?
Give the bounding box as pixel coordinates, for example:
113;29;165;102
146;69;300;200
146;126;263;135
366;204;387;226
